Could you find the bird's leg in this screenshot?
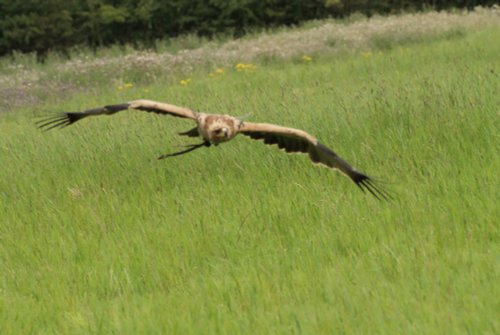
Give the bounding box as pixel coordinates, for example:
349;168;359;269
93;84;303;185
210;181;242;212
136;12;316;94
158;141;210;159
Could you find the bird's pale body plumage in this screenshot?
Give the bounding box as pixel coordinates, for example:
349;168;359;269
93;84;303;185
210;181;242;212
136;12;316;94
196;113;241;144
37;99;390;199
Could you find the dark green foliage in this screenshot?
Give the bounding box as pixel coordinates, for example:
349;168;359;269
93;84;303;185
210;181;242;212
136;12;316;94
0;0;79;59
0;0;497;58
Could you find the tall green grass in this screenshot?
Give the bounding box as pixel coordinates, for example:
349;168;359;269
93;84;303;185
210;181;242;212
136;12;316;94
1;28;499;334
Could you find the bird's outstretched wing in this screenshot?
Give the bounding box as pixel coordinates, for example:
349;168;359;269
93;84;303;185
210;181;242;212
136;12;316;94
239;122;390;200
36;99;197;130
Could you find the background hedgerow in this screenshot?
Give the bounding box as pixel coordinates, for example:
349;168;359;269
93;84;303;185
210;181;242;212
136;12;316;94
1;8;499;111
0;0;498;58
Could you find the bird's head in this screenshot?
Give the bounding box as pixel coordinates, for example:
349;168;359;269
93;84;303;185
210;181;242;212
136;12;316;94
213;127;229;140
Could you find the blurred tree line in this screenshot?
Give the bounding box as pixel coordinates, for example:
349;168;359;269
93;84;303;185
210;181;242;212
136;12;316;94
0;0;496;58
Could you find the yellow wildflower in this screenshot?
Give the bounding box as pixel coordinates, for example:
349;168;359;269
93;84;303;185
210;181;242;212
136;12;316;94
362;51;373;59
208;68;225;78
179;78;191;86
117;82;134;91
302;55;313;62
235;63;256;72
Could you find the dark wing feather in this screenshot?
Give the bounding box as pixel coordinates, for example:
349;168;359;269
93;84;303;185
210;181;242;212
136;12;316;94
246;131;309;153
36;99;196;130
178;126;200;138
239;122;390;200
313;143;391;200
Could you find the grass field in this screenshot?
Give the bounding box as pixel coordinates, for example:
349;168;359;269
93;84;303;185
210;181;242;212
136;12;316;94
1;15;499;335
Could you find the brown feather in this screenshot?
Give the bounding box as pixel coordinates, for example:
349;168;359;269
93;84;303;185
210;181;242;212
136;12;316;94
239;122;390;200
37;99;196;130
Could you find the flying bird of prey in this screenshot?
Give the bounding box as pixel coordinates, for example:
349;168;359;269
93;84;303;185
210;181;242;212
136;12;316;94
37;99;389;200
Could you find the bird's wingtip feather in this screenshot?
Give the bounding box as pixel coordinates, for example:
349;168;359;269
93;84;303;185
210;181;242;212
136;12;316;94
353;174;392;201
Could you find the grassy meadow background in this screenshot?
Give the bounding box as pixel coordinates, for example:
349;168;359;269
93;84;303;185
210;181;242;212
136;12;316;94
1;10;499;334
